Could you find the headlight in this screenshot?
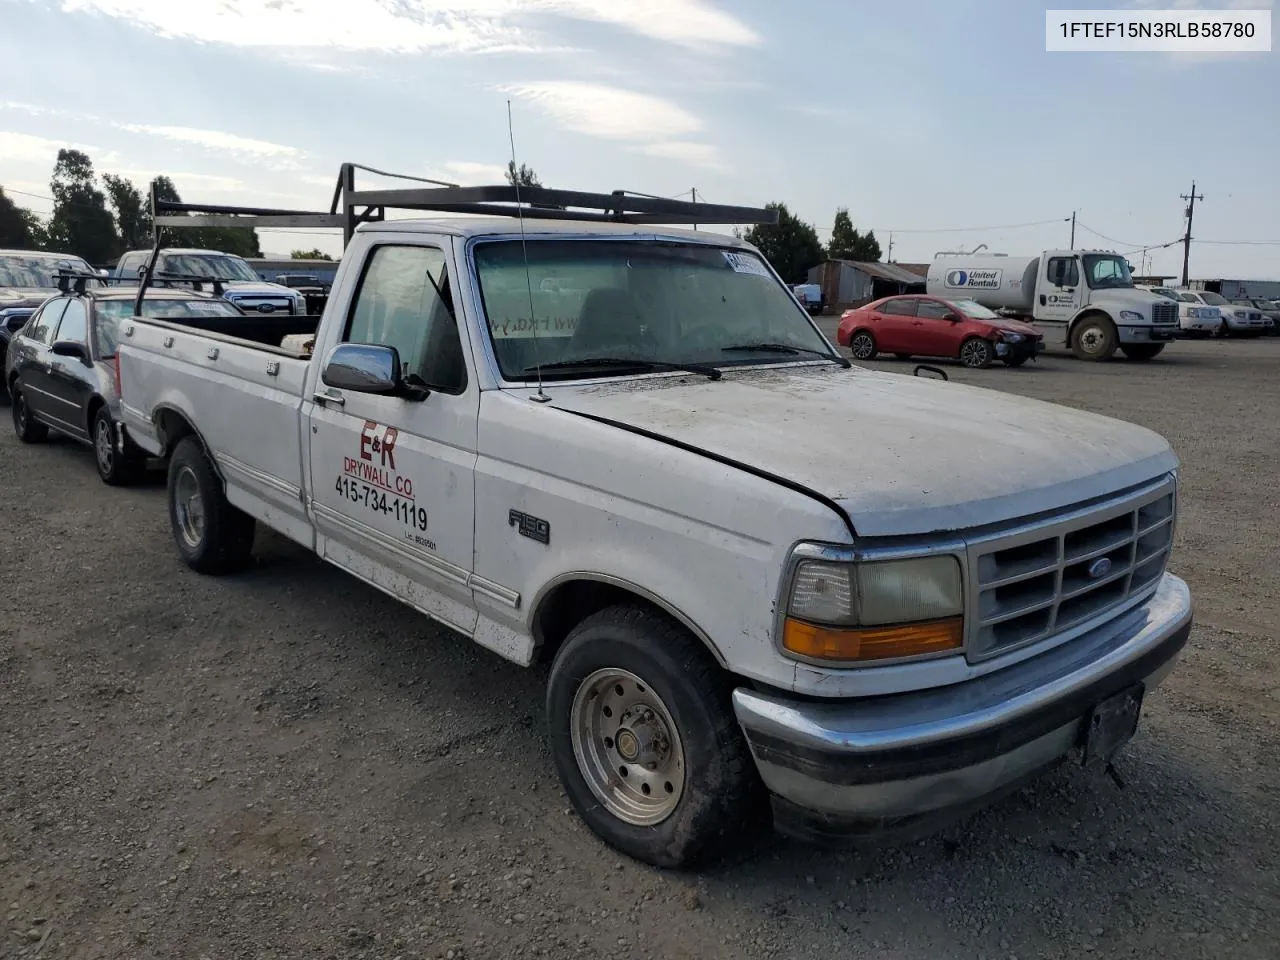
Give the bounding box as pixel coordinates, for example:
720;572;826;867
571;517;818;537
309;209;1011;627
1233;310;1246;319
783;556;964;663
1001;332;1024;343
1118;310;1144;322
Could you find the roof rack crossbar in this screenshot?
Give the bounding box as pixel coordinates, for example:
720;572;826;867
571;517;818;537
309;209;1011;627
151;162;777;245
55;269;104;295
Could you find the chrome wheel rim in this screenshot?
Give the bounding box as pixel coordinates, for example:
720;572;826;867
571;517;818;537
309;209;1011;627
1079;327;1106;355
174;465;206;549
570;668;685;826
95;418;114;474
961;340;990;367
850;334;874;360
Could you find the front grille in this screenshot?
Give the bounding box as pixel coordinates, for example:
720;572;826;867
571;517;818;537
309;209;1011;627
227;294;297;315
1151;302;1178;325
966;478;1175;662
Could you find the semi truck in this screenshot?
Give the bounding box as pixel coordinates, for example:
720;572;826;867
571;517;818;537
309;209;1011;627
109;164;1190;868
926;250;1180;361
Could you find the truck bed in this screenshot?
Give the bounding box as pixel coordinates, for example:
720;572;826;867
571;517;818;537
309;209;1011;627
117;315;316;548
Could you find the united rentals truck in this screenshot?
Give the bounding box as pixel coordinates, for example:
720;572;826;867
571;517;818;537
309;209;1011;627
927;250;1180;361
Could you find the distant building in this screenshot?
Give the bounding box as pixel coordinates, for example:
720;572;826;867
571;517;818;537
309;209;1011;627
806;259;926;308
246;257;339;287
1189;278;1280;300
1132;275;1178;287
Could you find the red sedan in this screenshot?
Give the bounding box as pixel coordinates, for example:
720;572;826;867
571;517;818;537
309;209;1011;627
836;295;1045;368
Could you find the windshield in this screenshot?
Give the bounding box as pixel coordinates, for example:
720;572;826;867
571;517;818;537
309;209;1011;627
1082;254;1134;290
1200;292;1228;305
946;298;1000;320
94;298;244;356
0;253;100;288
472;240;835;381
158;253;259;283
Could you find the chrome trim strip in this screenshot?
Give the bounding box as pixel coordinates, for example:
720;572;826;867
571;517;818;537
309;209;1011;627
216;453;302;502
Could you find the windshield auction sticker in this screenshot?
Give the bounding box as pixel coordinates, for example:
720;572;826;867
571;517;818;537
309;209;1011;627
1046;9;1271;52
722;251;773;278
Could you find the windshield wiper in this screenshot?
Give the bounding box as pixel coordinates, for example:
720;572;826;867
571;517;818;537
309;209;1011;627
523;356;722;381
721;342;851;367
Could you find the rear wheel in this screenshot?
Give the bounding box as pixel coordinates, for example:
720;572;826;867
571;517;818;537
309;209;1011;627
167;436;256;574
547;605;759;869
11;383;48;443
93;407;142;486
959;337;994;369
1070;316;1118;361
849;331;877;360
1120;343;1166;362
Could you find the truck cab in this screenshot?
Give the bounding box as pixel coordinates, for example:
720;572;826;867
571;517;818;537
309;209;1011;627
928;249;1179;361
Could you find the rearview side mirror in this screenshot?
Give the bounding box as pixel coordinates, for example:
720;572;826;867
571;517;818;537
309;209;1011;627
947;313;963;322
321;342;428;400
51;339;89;364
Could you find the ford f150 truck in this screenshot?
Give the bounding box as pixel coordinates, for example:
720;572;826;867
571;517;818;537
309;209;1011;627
114;169;1192;868
113;248;307;315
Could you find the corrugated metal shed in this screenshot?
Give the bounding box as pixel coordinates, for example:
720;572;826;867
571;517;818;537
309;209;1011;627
806;259;925;307
843;260;931;285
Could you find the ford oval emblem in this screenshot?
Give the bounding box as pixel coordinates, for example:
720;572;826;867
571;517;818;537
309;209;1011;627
256;303;276;313
1087;557;1113;580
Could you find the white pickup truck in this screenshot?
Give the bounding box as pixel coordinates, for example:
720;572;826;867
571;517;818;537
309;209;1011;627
116;178;1192;868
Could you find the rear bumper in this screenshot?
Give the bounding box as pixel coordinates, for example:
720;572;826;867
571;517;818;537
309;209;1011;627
732;573;1192;843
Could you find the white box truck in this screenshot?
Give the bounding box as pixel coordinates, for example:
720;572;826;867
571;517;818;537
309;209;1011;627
926;250;1179;361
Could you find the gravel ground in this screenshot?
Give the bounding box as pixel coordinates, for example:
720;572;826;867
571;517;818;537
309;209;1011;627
2;335;1277;960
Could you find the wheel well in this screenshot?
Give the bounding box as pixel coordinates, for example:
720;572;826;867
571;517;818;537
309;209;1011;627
530;578;724;668
86;395;105;433
153;407;198;456
1069;310;1114;335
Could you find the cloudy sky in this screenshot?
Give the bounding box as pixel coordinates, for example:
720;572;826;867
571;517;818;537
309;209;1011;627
2;0;1277;277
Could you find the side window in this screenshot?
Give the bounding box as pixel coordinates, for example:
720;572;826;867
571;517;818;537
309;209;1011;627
345;245;466;394
54;299;88;344
28;299;67;345
916;300;953;320
1047;257;1079;287
880;299;918;316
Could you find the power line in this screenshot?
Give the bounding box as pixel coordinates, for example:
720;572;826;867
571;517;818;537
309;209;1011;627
881;217;1070;234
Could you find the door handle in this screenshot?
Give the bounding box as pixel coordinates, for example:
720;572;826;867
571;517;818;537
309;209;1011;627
1039;294;1047;306
313;390;345;406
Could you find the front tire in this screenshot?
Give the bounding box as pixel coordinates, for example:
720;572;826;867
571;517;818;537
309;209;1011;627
93;407;142;486
547;605;759;869
1070;316;1118;361
849;331;877;360
1003;355;1029;368
11;383;48;443
959;337;994;369
1121;343;1166;362
167;436;256;574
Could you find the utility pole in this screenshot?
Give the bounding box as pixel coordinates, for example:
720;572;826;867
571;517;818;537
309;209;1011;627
691;186;697;231
887;231;894;262
1180;181;1204;287
1070;211;1076;250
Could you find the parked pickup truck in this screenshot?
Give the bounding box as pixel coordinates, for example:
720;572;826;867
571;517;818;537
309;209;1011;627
117;193;1192;868
113;248;307;316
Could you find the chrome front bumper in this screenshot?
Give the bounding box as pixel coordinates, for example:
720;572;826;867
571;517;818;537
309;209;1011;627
732;573;1192;843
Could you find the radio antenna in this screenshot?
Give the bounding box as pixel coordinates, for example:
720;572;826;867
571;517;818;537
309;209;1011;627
507;100;549;403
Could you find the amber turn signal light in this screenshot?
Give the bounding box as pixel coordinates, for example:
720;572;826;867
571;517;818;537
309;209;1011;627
782;616;963;663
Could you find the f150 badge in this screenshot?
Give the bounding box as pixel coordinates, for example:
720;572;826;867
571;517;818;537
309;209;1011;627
509;509;550;545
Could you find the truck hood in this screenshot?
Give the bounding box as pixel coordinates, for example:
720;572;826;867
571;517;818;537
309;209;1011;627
546;365;1177;538
222;281;298;297
1091;287;1165;310
0;287;57;308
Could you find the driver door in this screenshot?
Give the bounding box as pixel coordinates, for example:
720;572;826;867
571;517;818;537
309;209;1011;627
1037;256;1082;325
306;240;480;636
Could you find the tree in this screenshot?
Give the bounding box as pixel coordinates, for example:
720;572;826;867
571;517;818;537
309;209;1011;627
46;149;121;263
149;175;260;257
827;208;882;262
290;248;333;260
741;202;825;284
103;173;151;249
0;187;46;249
505;161;541;188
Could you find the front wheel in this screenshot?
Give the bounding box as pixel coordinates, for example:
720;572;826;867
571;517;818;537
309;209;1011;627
849;331;877;360
1070;316;1118;361
167;436;256;574
547;605;759;869
11;383;48;443
1003;355;1029;368
959;337;994;369
1121;343;1166;362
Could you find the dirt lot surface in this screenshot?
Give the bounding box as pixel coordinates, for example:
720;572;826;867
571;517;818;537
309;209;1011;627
2;336;1277;960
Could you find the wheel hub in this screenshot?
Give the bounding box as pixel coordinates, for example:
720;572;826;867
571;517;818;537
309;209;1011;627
614;706;669;767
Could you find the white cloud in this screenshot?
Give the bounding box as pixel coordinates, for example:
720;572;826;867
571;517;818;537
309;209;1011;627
633;141;724;172
44;0;755;54
431;160;510;185
0;131;91;164
502;81;702;141
114;124;301;160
